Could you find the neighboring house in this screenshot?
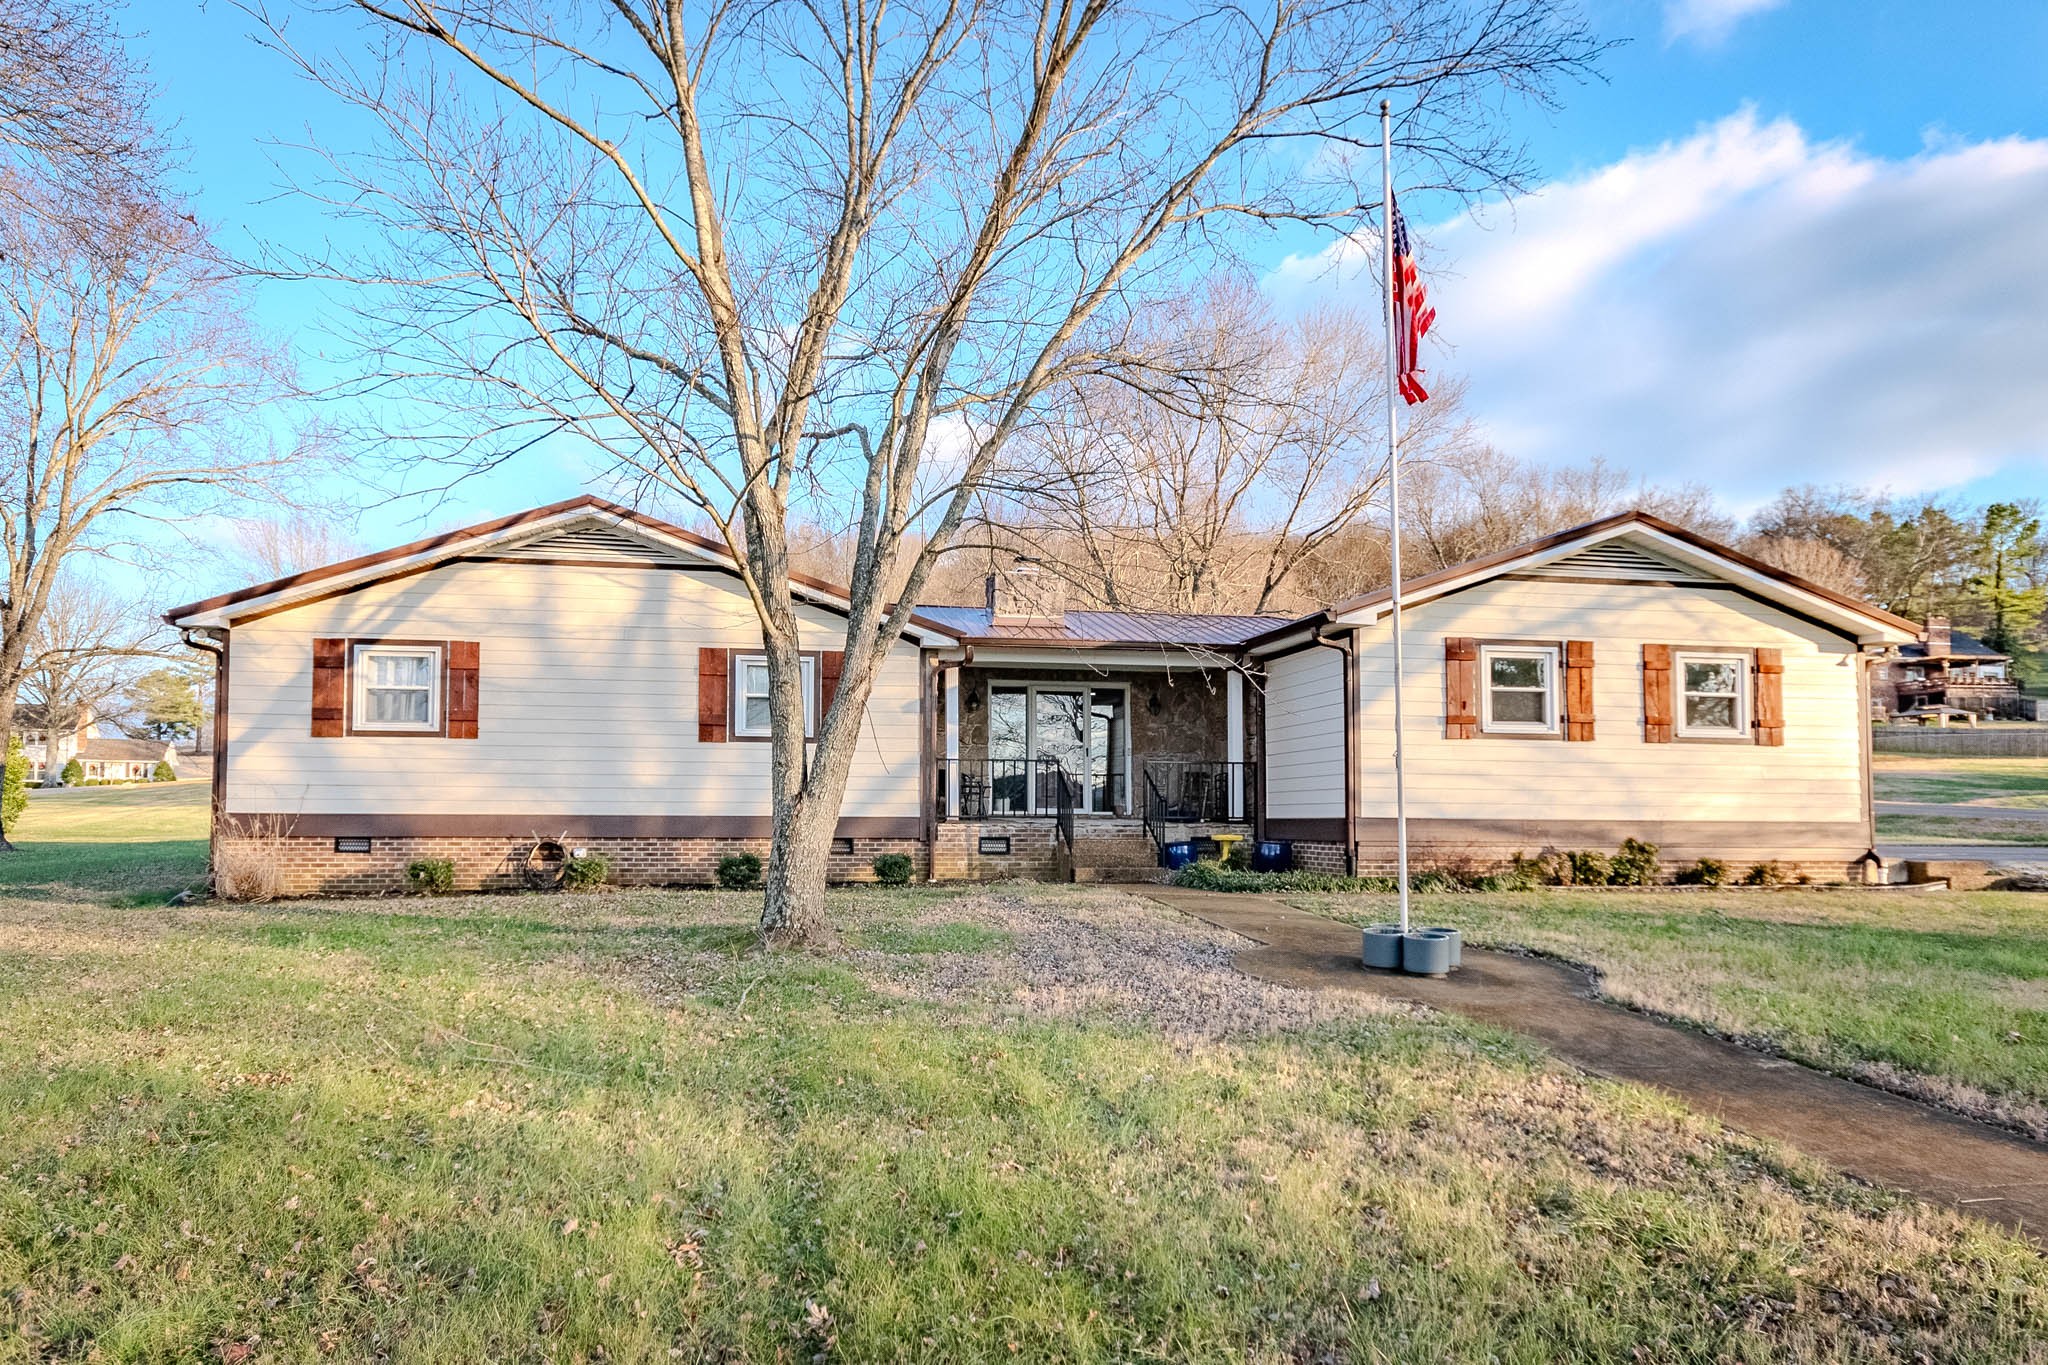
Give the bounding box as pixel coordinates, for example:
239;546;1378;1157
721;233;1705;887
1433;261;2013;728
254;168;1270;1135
1870;616;2023;715
14;703;94;784
76;737;176;782
165;497;1918;896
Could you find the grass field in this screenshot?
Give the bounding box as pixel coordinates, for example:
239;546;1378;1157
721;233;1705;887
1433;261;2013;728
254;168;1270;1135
5;789;2048;1360
1300;890;2048;1139
1;782;210;905
1873;754;2048;809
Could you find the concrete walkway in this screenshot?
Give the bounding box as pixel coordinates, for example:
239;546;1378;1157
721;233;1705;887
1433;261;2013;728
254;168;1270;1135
1146;887;2048;1239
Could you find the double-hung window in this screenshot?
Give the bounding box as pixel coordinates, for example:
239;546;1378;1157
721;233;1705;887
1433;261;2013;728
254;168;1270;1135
1675;652;1748;738
1480;644;1559;735
353;643;441;732
734;654;817;738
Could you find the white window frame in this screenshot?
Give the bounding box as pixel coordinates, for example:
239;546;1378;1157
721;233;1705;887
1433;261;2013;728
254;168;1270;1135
351;643;443;734
733;653;818;739
1479;644;1560;736
1675;650;1750;739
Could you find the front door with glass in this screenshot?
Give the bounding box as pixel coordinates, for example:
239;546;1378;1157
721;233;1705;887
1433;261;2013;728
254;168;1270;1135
983;683;1129;815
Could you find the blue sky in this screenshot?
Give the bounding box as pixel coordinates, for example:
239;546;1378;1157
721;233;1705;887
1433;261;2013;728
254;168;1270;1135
146;0;2047;591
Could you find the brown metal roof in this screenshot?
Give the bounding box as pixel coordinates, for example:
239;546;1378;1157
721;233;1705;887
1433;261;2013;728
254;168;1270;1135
1245;510;1924;647
161;495;955;637
913;606;1287;648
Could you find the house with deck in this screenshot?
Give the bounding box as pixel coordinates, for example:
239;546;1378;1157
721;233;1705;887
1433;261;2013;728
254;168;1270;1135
166;497;1919;895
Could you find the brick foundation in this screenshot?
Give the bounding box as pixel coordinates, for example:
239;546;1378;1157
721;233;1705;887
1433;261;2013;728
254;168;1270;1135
224;832;928;897
931;820;1067;881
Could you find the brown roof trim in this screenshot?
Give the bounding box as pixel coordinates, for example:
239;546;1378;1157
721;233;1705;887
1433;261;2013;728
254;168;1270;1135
946;637;1251;654
1244;511;1920;648
162;494;953;637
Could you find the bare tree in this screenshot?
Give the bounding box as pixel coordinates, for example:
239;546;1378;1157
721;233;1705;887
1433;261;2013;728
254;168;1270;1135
0;3;169;218
257;0;1604;941
980;280;1489;615
229;510;366;580
1739;534;1867;599
19;573;167;735
0;177;311;851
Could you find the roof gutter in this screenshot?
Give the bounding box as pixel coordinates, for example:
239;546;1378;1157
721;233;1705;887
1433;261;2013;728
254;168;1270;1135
1309;620;1358;877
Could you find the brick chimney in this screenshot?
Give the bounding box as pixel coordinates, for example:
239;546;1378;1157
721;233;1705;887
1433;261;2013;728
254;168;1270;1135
1924;614;1951;657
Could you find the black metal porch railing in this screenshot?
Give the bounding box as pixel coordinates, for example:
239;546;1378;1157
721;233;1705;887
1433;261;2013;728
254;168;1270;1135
1141;760;1257;860
933;758;1084;826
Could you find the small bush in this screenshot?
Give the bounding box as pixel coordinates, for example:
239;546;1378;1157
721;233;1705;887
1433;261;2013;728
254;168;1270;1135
2;735;27;833
1564;850;1611;886
871;852;914;886
59;757;84;786
1609;837;1661;887
561;853;611;891
1743;860;1790;887
1172;860;1398;894
151;759;176;782
1221;840;1251;871
1674;857;1728;887
406;857;456;895
717;852;763;890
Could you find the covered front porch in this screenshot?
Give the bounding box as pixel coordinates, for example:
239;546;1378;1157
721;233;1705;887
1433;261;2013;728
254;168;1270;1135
931;657;1257;877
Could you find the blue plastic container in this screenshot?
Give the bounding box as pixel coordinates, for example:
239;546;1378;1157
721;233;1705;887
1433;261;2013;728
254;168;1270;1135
1251;840;1293;873
1162;841;1197;870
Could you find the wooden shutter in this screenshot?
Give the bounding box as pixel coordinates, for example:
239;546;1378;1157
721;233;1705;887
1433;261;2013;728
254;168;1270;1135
819;650;844;730
446;641;480;739
1642;643;1673;743
698;647;730;742
1444;637;1478;738
1753;648;1785;746
311;637;346;737
1564;640;1595;741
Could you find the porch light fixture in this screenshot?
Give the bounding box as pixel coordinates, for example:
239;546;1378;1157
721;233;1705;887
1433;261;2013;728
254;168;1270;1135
1146;688;1163;717
965;686;982;712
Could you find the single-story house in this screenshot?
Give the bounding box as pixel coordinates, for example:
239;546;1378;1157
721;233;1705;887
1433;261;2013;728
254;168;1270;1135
1871;615;2023;716
165;496;1919;895
77;737;177;782
15;702;93;784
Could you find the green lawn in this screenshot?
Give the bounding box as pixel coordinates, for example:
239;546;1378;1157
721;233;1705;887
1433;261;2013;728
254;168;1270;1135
1874;754;2048;808
1299;890;2048;1140
1876;814;2048;844
2;781;210;905
5;791;2048;1359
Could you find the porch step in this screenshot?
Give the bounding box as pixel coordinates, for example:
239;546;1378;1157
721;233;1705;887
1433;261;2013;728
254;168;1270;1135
1070;836;1161;865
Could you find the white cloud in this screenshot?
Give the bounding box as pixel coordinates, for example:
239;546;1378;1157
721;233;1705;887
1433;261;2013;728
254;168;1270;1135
1268;110;2048;505
1663;0;1787;46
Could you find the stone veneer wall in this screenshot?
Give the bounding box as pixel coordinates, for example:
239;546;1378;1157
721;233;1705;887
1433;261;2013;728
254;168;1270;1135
949;665;1240;775
224;832;926;897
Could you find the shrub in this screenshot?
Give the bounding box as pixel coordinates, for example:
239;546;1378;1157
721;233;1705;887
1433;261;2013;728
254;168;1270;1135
406;857;456;895
1172;859;1398;895
1221;840;1251;871
151;759;176;782
717;852;763;890
1609;838;1661;887
1;735;26;833
59;757;83;786
1743;860;1789;887
1674;857;1728;887
215;814;293;902
561;853;611;891
1564;850;1611;886
871;852;914;886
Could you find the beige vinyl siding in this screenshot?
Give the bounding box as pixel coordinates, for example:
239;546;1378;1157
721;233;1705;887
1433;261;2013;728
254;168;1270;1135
225;560;923;817
1350;578;1863;824
1262;645;1346;820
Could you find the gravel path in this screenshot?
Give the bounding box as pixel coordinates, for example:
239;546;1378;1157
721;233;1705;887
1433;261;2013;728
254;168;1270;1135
847;883;1408;1040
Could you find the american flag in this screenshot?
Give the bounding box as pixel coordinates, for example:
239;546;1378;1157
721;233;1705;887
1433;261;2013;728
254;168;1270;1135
1390;193;1435;405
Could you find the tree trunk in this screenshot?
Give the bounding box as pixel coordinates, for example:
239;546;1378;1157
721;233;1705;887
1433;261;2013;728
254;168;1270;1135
759;788;836;947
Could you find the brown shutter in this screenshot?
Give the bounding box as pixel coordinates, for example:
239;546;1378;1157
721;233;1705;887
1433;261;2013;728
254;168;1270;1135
1445;637;1478;738
1642;643;1673;743
698;647;730;742
819;650;844;730
1753;648;1785;746
1564;640;1595;741
446;641;480;739
311;637;346;737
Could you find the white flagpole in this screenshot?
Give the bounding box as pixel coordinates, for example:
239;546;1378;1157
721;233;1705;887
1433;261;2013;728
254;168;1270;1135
1379;99;1412;935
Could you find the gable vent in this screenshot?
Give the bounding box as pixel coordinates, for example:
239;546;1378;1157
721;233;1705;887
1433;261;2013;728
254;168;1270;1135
482;523;697;566
1520;540;1715;584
